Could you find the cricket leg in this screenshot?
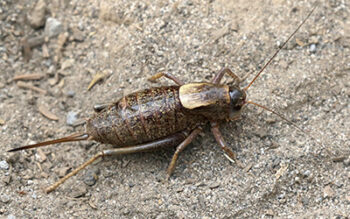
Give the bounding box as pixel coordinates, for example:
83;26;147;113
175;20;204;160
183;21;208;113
210;122;243;167
167;127;202;179
211;67;241;85
45;132;187;193
148;72;184;85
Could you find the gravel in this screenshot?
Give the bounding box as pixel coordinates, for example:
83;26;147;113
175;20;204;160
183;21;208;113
0;0;349;218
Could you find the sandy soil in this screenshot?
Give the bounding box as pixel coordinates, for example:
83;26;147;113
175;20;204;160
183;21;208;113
0;0;349;218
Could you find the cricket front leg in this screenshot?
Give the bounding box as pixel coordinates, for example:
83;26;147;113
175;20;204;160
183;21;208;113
93;103;111;112
45;132;187;193
211;67;241;85
210;122;243;167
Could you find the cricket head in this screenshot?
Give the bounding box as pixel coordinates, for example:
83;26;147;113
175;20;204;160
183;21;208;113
228;87;246;119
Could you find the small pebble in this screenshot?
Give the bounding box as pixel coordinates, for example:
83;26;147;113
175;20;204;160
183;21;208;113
66;111;78;126
45;17;63;37
277;193;285;199
72;27;85;42
61;59;75;70
208;182;220;189
2;175;11;185
66;201;75;208
0;160;9;170
323;185;335;198
66;90;75;98
175;186;184;193
271;158;281;169
7;215;16;219
78;21;84;31
265;209;274;216
316;196;323;203
303;170;311;178
278;198;286;204
301;197;309;206
70;186;87;198
83;168;99;186
122;208;130;215
343;158;350;167
255;127;267;138
27;0;47;29
309;44;316;53
58;167;71;178
0;195;10;203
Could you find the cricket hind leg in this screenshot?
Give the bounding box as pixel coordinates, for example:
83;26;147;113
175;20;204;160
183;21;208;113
45;132;187;193
211;67;241;85
148;72;184;85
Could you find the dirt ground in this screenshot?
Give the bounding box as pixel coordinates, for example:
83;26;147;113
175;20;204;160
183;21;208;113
0;0;349;218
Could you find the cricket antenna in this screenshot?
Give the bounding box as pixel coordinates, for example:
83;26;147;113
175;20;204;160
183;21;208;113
243;5;317;91
245;101;324;147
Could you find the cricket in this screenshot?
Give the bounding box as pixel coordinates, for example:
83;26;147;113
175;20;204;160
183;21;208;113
9;6;317;194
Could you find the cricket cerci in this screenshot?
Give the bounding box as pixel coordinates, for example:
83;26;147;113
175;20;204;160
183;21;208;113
9;6;317;193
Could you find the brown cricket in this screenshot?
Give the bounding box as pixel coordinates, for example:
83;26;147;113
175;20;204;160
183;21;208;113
9;7;317;193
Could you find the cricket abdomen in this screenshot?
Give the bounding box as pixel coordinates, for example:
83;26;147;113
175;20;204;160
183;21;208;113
86;86;205;146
